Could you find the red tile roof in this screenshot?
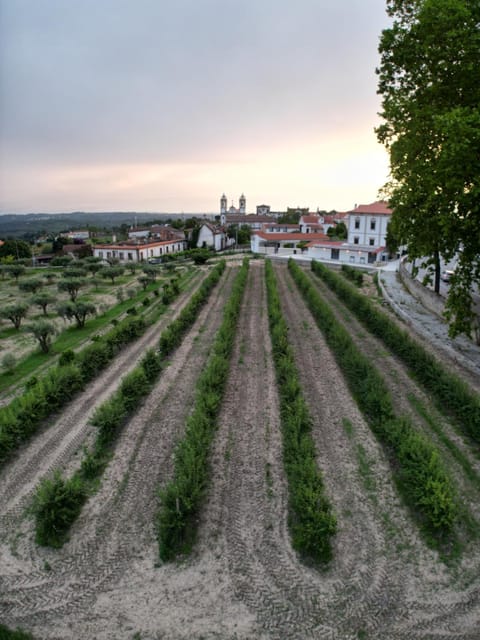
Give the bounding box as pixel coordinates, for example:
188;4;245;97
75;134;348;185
300;215;321;223
350;201;392;215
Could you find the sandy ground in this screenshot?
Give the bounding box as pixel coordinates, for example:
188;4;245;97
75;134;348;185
0;260;479;639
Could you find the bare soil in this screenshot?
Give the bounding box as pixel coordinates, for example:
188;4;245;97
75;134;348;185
0;260;479;639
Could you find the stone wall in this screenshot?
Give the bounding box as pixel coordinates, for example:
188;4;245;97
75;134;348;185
399;258;446;318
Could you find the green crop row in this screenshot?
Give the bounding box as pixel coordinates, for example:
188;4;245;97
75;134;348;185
288;259;457;540
156;258;249;561
311;260;480;445
159;260;226;356
340;264;364;286
32;264;228;548
265;260;336;564
0;314;147;466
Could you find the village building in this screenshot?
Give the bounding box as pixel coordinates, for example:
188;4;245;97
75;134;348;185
196;222;233;251
92;238;187;263
251;201;393;265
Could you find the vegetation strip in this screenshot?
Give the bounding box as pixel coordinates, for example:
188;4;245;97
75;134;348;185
311;260;480;446
0;270;200;466
32;261;227;548
265;259;336;564
156;258;249;561
288;259;458;546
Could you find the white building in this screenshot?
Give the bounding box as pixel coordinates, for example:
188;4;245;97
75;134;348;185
251;200;393;266
93;239;187;263
196;223;232;251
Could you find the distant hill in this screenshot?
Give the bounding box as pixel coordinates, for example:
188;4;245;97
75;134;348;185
0;211;212;238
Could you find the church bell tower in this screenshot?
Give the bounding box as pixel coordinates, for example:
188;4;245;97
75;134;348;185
239;193;246;214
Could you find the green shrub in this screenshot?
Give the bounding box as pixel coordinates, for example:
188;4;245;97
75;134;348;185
0;624;34;639
33;471;87;547
58;349;75;366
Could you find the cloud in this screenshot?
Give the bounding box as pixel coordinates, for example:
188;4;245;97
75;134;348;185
0;0;390;211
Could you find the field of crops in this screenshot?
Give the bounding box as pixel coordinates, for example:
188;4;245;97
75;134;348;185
1;258;479;640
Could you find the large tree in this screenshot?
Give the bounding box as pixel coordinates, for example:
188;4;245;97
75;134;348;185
376;0;480;338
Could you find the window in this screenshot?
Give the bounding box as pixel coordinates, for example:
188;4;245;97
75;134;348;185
349;255;355;262
150;250;154;257
369;238;375;246
354;237;359;245
98;251;103;258
370;219;376;230
360;256;365;264
331;248;339;260
128;253;133;261
355;217;360;229
119;252;124;259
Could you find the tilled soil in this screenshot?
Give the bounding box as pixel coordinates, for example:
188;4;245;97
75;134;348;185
0;260;479;639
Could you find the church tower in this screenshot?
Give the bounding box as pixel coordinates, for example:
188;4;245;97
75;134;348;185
239;193;246;214
220;193;227;215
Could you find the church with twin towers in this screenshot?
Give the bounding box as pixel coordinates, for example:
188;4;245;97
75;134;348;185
220;193;246;215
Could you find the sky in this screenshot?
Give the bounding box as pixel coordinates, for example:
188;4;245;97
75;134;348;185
0;0;392;215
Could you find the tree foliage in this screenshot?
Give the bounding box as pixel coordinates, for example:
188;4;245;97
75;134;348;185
57;277;86;301
28;320;56;353
30;291;56;315
376;0;480;337
4;264;26;282
98;265;124;283
18;278;43;294
0;239;32;260
57;300;96;328
0;302;29;329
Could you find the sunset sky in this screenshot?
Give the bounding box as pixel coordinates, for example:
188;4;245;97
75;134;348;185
0;0;391;214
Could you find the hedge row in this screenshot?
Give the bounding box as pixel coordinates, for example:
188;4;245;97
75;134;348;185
265;260;336;564
157;258;250;561
32;348;163;547
0;267;197;465
311;260;480;445
159;260;226;356
0;315;147;465
288;259;457;538
32;265;228;548
340;264;364;287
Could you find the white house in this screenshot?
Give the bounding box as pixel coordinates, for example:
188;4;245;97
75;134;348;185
196;223;232;251
299;213;324;234
306;201;393;265
93;238;187;263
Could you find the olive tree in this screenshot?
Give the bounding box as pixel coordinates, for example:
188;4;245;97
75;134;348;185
57;301;96;328
0;302;29;329
28;320;56;353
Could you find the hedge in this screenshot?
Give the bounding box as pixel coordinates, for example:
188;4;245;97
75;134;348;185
311;260;480;446
157;258;249;560
265;259;336;564
288;259;457;538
